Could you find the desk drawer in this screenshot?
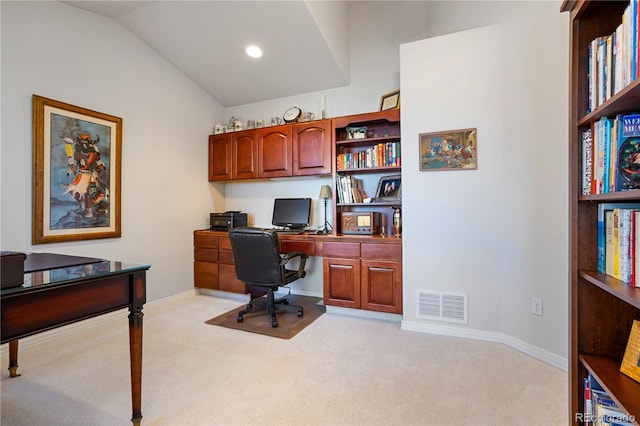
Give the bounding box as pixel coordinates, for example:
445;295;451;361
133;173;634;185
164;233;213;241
323;242;360;258
194;247;217;263
361;243;401;261
194;232;217;249
218;250;234;264
280;240;315;257
219;236;232;251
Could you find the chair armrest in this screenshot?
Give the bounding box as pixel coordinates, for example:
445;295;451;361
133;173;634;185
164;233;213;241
281;251;308;275
281;251;308;262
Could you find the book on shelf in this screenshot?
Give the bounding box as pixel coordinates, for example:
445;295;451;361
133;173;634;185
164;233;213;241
583;373;635;426
597;203;640;287
336;141;401;171
581;113;640;195
586;1;639;113
336;175;366;204
615;113;640;192
582;128;593;195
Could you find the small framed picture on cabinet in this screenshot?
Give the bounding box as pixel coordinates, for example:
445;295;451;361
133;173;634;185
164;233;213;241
379;90;400;111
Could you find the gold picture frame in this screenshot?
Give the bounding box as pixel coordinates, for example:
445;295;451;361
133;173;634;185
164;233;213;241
419;128;477;171
379;90;400;111
32;95;122;244
620;319;640;384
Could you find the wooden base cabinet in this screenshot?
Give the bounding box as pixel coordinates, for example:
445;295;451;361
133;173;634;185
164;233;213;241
323;257;361;309
322;240;402;314
193;230;245;294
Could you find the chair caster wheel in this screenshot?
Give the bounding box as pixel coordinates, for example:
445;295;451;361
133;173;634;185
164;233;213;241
237;315;243;323
271;319;278;328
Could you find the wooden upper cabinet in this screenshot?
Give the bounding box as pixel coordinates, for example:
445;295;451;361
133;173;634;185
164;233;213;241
258;124;292;178
208;133;232;181
292;119;332;176
232;129;258;180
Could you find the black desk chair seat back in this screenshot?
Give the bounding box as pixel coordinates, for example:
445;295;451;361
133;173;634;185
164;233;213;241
230;227;285;285
229;227;308;327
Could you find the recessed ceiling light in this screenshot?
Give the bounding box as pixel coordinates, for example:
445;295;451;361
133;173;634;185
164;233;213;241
245;45;263;59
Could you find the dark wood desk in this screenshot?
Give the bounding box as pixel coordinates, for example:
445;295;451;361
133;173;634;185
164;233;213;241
1;259;150;425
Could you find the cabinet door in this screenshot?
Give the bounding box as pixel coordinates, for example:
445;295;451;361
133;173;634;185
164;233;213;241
323;257;360;308
292;120;332;176
258;124;292;178
361;259;402;314
232;129;258;180
218;263;246;294
208;134;233;181
194;261;218;290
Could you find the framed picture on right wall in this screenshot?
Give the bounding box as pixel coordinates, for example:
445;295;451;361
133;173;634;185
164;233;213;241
419;128;477;171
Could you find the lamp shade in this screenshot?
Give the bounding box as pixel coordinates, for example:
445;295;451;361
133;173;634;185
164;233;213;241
319;185;332;199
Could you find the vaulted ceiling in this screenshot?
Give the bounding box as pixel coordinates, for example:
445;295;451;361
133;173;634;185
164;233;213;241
62;1;355;107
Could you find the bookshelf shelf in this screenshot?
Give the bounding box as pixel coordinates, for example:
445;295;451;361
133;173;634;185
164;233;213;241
336;135;400;147
564;1;640;424
331;109;401;235
579;354;640;423
336;166;401;173
579;80;640;127
580;271;640;309
578;189;640;202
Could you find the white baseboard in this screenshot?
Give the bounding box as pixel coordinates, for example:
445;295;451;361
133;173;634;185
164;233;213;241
401;319;568;372
326;305;402;322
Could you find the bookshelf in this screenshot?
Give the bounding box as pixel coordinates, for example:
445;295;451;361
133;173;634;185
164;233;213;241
562;1;640;425
332;109;401;235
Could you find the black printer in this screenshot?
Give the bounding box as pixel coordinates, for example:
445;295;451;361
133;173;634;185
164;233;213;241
210;211;247;231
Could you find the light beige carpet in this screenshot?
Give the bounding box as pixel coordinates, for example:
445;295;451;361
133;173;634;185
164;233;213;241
205;295;325;339
1;293;568;425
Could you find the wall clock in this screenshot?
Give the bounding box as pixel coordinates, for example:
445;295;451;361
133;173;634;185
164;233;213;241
283;106;302;123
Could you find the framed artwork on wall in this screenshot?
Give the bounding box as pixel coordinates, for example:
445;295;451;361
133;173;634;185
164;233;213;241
32;95;122;244
419;128;477;171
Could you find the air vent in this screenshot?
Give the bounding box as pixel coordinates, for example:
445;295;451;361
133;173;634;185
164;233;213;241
417;290;468;324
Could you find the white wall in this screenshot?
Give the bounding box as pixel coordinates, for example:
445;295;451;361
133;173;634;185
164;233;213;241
400;2;569;364
1;0;570;361
0;1;223;301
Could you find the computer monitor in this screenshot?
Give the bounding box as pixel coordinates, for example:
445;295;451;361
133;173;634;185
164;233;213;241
271;198;311;230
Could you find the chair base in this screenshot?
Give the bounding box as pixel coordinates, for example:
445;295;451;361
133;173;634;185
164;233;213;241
236;287;303;327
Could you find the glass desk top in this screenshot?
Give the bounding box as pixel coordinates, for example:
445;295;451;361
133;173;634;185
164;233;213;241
1;260;151;296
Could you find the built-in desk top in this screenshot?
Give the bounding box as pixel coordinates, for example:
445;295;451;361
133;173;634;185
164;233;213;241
196;229;401;258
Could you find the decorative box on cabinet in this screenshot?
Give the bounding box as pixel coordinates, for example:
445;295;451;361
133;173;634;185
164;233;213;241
332;109;401;235
562;1;640;425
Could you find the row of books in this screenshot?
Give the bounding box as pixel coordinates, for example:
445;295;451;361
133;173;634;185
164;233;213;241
336;142;400;171
581;112;640;195
583;374;635;426
587;0;640;113
335;175;367;204
597;203;640;287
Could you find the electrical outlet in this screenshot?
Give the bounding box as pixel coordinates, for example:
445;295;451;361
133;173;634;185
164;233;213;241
531;297;543;316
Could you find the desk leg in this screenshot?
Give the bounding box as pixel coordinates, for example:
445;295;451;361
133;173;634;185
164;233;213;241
129;306;143;426
8;340;20;377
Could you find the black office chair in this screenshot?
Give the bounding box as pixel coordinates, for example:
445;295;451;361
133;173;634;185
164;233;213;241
229;227;308;327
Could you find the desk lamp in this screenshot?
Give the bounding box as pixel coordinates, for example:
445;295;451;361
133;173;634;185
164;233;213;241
319;185;333;234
